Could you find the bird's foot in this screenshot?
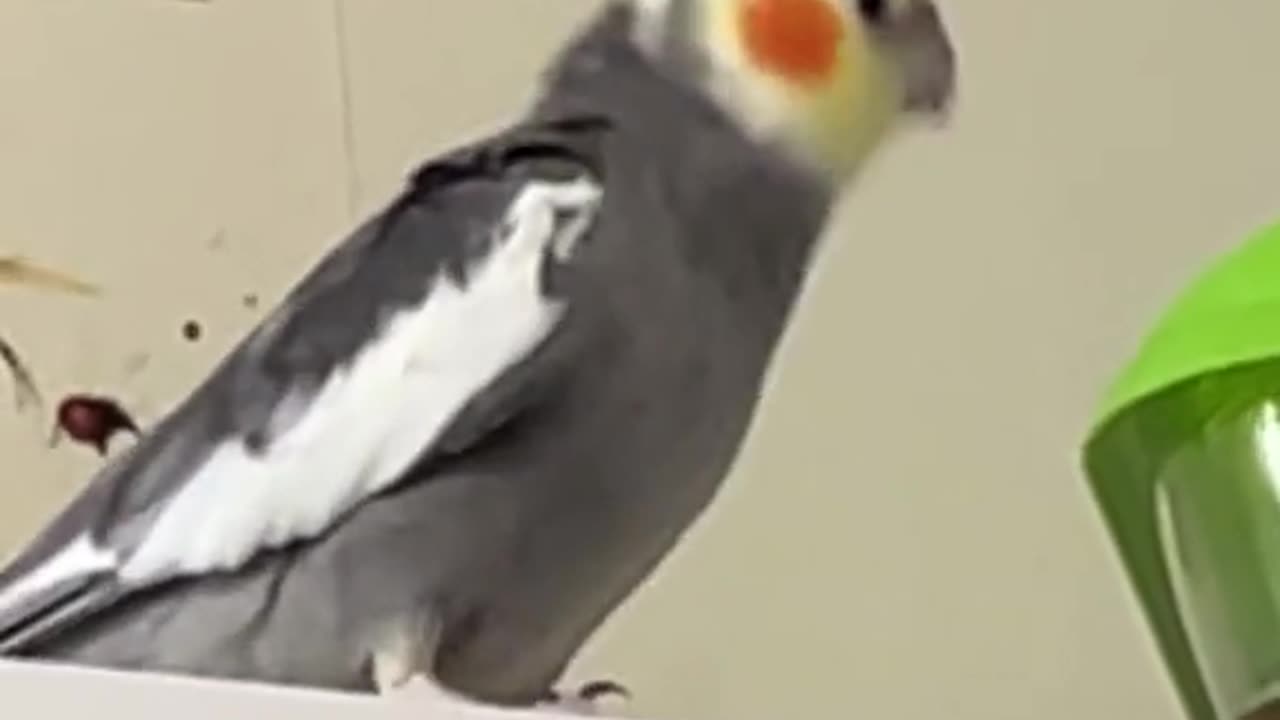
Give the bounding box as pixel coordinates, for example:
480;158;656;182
538;679;630;717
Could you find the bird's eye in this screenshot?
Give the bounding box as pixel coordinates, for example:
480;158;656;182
857;0;887;22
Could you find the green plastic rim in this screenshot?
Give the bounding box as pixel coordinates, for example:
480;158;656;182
1085;219;1280;720
1094;219;1280;428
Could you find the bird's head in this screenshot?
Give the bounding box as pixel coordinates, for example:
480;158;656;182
627;0;957;182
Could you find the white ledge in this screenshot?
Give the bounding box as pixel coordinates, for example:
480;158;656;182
0;659;636;720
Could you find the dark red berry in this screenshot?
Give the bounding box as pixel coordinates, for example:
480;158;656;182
53;394;140;455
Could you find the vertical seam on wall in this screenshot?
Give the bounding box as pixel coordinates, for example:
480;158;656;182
331;0;361;220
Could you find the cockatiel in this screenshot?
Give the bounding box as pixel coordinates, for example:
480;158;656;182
0;0;956;714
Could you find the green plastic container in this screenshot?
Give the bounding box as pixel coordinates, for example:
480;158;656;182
1085;219;1280;720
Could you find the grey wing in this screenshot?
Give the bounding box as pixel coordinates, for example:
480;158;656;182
0;118;611;653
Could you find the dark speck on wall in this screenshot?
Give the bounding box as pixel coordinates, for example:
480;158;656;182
182;320;202;342
242;293;259;309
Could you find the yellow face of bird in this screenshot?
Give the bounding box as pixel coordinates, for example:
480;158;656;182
657;0;956;182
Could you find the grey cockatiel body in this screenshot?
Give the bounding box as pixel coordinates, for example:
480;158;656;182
0;0;955;710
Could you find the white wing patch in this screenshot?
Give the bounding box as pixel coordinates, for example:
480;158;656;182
114;177;602;582
118;177;602;582
0;177;600;598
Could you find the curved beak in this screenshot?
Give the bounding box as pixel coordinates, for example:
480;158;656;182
890;2;958;121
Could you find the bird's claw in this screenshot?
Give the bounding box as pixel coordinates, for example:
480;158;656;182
539;679;630;716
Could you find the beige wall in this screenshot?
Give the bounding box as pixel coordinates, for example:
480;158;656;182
1;1;1278;718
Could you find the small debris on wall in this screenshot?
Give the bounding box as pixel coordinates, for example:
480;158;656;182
181;319;203;342
52;394;141;456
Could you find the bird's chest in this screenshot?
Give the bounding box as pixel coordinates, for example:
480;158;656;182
435;276;776;701
576;280;768;517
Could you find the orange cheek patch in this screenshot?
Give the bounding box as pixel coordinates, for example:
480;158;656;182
739;0;844;86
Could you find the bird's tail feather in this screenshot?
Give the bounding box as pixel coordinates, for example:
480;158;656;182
0;571;123;653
